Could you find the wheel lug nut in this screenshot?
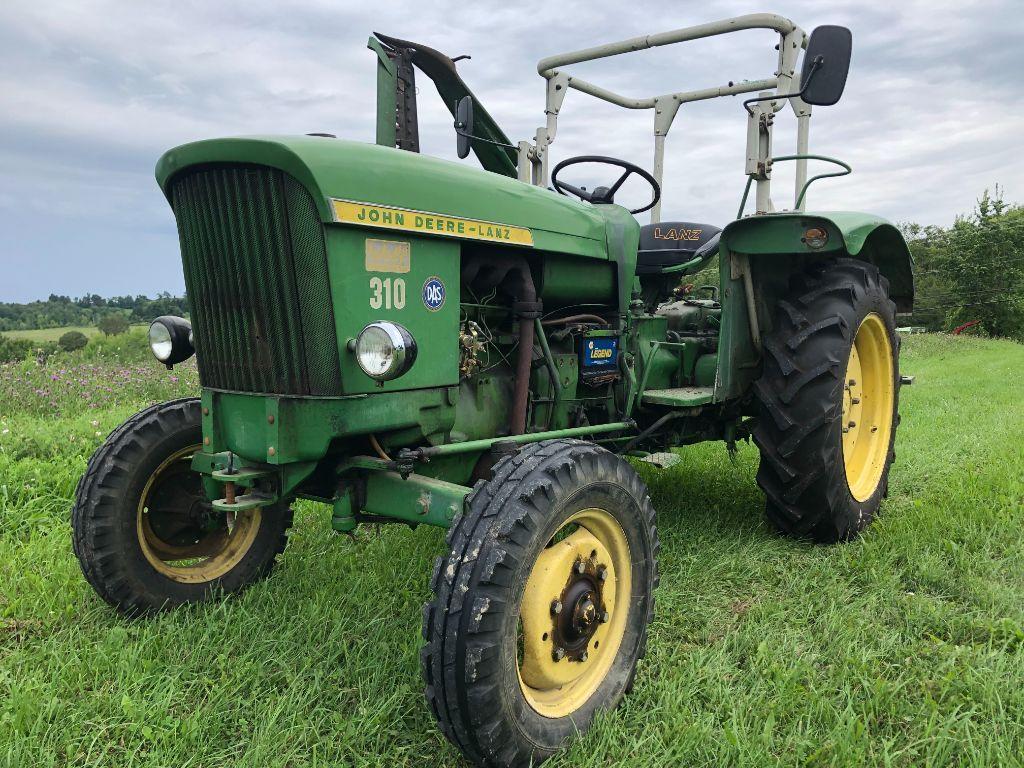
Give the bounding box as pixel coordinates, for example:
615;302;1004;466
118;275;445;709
848;421;856;428
851;397;861;405
599;610;609;623
574;559;585;575
552;647;565;661
580;650;588;662
551;599;562;615
597;566;608;582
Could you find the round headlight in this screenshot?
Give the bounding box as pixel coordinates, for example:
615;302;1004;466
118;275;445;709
354;321;417;381
148;316;195;368
149;321;174;362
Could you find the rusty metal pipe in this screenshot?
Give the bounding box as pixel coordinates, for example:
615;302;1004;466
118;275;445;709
510;308;535;435
462;254;539;435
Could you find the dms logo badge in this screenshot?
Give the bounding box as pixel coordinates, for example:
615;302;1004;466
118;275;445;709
422;276;446;311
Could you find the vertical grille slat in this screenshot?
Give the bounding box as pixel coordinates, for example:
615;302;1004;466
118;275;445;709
197;171;238;390
206;169;247;392
169;164;342;396
270;173;311;394
284;175;343;395
224;168;266;393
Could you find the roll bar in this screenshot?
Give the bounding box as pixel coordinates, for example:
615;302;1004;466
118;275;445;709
524;13;812;222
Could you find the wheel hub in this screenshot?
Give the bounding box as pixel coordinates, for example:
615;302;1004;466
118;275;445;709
137;444;263;583
553;559;606;660
516;507;633;718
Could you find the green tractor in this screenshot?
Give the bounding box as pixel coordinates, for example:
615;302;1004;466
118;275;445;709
72;14;913;767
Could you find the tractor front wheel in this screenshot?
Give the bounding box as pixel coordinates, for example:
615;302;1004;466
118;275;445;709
421;439;658;767
72;398;292;615
753;257;900;543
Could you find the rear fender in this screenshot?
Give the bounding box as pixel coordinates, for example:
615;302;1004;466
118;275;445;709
713;212;914;401
722;212;914;311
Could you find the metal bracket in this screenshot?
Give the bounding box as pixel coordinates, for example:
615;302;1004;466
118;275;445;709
393;48;420;152
210;465;275;485
212;492;275;513
730;253;762;352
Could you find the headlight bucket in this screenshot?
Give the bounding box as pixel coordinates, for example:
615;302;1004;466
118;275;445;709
149;315;195;368
354;321;417;381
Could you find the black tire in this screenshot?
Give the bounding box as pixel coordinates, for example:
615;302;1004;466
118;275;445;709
421;439;659;767
72;398;292;615
753;257;900;543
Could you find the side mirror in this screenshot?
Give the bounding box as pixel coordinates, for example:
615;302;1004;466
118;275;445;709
455;96;474;159
800;25;852;106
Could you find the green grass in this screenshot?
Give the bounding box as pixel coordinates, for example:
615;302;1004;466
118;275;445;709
1;334;1022;766
2;325;148;342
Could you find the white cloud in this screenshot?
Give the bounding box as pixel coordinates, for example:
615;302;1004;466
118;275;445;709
0;0;1021;301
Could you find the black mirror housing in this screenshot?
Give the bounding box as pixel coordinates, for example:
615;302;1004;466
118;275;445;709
455;96;474;159
800;25;852;106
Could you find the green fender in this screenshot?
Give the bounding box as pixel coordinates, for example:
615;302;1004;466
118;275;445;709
721;211;914;311
713;211;914;402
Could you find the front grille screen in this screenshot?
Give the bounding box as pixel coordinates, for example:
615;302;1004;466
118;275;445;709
169;165;342;395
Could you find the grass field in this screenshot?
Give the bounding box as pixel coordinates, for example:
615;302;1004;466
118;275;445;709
1;325;149;342
1;334;1023;766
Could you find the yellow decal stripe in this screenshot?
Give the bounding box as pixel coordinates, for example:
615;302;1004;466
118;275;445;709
331;199;534;247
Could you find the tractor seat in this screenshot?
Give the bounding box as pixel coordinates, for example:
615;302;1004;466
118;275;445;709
636;221;721;275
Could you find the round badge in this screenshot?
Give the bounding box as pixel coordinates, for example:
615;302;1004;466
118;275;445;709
422;276;446;311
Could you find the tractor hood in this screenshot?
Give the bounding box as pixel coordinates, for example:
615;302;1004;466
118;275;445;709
156;136;608;257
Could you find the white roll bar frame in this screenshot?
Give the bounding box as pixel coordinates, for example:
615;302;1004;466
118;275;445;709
524;13;813;222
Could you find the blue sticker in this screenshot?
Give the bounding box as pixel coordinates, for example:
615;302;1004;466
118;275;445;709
422;276;446;311
582;338;618;369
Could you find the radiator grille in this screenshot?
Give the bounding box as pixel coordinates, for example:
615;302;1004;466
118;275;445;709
169;164;342;395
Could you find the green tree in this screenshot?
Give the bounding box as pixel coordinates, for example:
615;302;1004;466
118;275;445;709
899;222;956;332
941;188;1024;339
58;330;88;352
97;313;130;336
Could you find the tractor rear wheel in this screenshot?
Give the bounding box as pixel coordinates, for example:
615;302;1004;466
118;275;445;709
72;398;293;615
753;258;900;543
421;439;658;767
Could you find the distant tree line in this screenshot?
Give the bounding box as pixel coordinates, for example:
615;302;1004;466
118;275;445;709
0;292;189;332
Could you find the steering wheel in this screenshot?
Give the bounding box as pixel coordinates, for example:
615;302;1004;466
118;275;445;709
551;155;661;215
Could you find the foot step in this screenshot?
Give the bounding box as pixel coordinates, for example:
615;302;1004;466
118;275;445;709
639;452;681;469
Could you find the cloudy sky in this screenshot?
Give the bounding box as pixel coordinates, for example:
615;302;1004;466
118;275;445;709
1;0;1021;303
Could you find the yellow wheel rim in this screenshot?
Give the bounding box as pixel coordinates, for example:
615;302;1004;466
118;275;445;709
842;313;895;501
516;507;631;719
136;444;262;583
